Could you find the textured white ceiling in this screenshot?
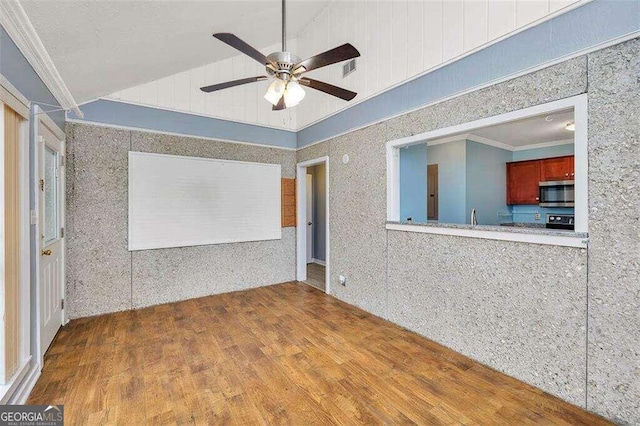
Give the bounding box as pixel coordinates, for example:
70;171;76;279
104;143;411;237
471;110;575;147
21;0;330;103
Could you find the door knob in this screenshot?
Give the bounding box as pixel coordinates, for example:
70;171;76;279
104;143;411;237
42;249;52;256
307;222;312;226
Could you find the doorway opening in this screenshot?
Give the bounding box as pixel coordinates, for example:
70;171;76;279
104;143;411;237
296;157;329;294
427;164;439;220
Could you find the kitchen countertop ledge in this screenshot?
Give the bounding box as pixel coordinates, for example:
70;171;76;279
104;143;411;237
387;221;588;239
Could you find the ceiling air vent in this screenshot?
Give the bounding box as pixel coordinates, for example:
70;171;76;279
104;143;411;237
343;59;356;78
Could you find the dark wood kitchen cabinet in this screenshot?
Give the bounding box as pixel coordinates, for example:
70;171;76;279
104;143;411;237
540;155;574;181
507;160;541;205
507;155;575;205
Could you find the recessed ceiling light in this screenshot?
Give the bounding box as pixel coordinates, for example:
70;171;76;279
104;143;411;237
565;122;575;131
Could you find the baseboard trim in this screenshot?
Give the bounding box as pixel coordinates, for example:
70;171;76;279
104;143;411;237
0;356;39;405
311;258;326;266
9;361;40;404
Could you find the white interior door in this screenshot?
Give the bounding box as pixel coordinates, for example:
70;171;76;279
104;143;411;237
38;124;64;358
306;174;313;263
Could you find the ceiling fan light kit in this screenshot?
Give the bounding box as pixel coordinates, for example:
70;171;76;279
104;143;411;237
200;0;360;111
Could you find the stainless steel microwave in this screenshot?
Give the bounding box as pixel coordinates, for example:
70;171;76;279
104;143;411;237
539;180;575;207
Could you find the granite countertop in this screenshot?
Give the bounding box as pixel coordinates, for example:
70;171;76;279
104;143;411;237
387;221;588;239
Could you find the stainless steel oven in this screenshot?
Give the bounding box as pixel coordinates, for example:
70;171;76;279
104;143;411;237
539;180;575;207
546;214;574;230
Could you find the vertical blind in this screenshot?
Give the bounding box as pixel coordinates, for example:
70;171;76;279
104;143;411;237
3;105;21;382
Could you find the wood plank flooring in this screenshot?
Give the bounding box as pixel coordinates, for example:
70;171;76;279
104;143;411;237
28;282;610;425
305;263;325;290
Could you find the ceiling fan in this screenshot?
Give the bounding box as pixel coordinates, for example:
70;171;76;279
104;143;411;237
199;0;360;110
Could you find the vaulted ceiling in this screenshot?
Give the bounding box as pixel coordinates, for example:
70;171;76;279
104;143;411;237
20;0;330;103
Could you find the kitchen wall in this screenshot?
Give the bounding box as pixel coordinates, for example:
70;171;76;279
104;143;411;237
399;143;428;222
427;141;467;223
65;122;296;319
307;163;326;262
399;139;510;225
296;38;640;424
465;141;511;225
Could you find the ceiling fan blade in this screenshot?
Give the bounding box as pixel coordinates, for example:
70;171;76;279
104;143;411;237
272;96;286;111
200;76;267;93
293;43;360;74
213;33;272;66
299;78;357;101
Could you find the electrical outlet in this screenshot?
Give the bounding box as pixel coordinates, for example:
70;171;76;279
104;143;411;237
534;212;541;220
339;275;346;286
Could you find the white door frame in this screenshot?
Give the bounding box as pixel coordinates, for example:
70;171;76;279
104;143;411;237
296;156;329;294
33;106;66;368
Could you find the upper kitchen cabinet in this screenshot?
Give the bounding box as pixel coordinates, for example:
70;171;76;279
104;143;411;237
507;155;576;205
540;155;574;181
507;160;541;205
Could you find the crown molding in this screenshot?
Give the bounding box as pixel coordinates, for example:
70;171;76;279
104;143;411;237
0;0;82;117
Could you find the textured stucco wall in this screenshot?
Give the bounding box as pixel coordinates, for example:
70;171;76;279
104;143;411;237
586;39;640;425
66;123;296;318
387;231;588;406
297;39;640;424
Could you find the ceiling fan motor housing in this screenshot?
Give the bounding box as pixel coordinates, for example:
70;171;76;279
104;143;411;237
266;52;303;80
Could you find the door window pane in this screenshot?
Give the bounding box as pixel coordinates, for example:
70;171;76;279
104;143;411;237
44;146;58;245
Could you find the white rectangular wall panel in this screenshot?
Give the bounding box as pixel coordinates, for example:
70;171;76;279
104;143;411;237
128;152;282;251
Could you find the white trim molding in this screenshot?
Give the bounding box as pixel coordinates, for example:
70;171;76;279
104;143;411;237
0;73;30;118
0;0;82;117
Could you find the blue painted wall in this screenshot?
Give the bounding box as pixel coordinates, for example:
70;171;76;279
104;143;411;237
466;141;512;225
69;99;297;149
399;143;428;222
297;0;640;148
511;205;575;224
427;141;467;224
512;143;574;161
0;25;65;129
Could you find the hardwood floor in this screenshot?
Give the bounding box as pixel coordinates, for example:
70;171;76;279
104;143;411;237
28;282;609;425
305;262;325;290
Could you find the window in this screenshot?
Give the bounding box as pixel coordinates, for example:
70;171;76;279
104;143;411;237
386;95;587;246
43;146;59;245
